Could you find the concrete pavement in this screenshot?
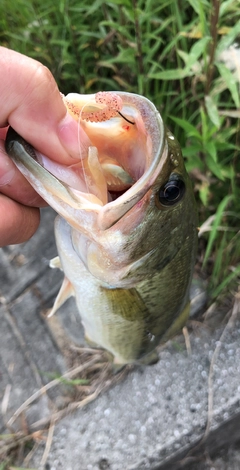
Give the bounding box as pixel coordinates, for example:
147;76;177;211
0;207;239;469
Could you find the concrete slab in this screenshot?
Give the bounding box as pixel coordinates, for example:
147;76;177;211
0;208;58;304
29;318;240;470
0;207;239;469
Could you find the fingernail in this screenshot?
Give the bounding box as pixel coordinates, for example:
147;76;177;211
57;113;90;159
0;158;16;186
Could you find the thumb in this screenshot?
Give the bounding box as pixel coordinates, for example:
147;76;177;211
0;47;87;164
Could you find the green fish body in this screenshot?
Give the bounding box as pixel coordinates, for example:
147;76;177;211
6;92;198;366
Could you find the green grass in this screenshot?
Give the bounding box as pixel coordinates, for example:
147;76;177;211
0;0;239;301
43;371;89;386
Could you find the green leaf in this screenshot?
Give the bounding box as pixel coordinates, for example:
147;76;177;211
177;37;210;71
106;47;136;65
182;146;203;158
203;194;233;266
216;21;240;54
188;36;210;67
216;62;240;108
183;149;204;169
169;116;202;139
205;141;217;163
205;95;221;128
108;0;131;4
148;68;194;80
186;0;204;14
85;0;131;16
219;0;237;17
97;61;118;72
199;183;210;206
205;153;225;180
212;264;240;298
177;50;190;65
44;372;89;385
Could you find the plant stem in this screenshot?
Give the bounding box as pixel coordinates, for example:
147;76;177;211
205;0;220;95
132;0;144;88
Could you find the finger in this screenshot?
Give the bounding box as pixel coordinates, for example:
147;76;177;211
0;140;46;207
0;47;90;164
0;127;8;140
0;194;40;247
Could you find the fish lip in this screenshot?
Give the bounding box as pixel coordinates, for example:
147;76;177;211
5;127;98;217
5;127;39;162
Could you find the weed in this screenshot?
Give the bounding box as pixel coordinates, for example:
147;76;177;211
0;0;239;298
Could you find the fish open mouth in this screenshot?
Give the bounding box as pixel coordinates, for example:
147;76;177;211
35;91;156;206
6;92;166;230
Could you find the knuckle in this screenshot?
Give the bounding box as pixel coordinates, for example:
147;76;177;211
33;62;54;86
24;61;59;104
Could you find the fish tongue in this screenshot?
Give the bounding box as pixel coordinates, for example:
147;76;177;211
101;158;134;191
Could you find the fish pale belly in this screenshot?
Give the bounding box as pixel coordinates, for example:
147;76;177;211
53;218;154;364
52;217;194;365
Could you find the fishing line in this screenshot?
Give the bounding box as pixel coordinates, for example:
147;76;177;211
117;111;135;125
77;100;94;195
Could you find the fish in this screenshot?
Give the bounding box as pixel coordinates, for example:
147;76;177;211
5;91;198;367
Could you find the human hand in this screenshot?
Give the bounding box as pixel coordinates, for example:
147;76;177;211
0;47;82;247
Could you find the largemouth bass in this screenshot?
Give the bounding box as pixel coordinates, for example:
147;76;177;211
5;91;198;366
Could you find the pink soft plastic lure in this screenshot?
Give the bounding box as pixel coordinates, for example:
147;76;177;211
63;91;124;122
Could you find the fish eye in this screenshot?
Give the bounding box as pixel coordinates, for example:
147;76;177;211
156;174;185;207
